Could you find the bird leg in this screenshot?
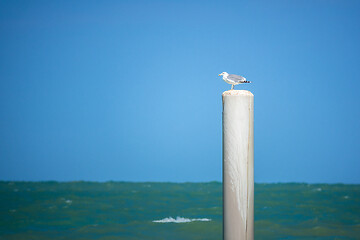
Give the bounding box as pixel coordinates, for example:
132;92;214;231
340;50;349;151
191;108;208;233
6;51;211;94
231;84;234;90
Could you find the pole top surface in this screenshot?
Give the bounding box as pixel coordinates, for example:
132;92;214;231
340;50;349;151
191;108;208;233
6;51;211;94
222;90;254;97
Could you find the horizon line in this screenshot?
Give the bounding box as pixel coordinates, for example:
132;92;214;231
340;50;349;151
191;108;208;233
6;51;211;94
1;180;359;185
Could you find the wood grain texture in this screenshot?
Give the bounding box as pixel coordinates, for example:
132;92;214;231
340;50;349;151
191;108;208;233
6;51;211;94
222;90;254;240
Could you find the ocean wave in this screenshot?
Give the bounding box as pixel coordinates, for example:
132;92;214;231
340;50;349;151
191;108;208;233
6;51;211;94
153;216;211;223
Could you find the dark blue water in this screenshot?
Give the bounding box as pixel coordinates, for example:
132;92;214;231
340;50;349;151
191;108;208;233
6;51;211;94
1;181;359;239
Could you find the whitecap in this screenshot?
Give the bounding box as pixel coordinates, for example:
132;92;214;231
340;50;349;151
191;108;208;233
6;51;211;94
153;216;211;223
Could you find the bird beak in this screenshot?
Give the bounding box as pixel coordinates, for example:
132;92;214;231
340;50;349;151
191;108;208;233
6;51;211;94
218;74;221;76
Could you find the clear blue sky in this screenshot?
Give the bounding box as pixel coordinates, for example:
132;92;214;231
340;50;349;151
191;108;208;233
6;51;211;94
1;0;359;183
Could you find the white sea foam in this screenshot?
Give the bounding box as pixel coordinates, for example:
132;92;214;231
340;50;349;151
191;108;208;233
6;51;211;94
153;216;211;223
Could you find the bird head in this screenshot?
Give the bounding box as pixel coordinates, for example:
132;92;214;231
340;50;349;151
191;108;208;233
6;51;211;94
218;72;228;76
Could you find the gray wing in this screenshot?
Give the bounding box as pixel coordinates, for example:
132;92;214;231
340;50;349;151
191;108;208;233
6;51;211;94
228;74;247;83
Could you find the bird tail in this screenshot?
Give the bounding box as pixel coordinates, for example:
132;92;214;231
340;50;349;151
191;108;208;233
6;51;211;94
243;80;251;83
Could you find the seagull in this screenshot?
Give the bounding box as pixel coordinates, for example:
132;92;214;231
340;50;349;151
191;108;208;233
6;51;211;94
218;72;251;90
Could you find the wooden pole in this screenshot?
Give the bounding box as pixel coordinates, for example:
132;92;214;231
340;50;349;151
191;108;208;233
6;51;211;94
222;90;254;240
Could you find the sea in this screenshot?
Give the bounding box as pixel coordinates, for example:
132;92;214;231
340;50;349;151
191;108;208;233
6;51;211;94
1;181;359;240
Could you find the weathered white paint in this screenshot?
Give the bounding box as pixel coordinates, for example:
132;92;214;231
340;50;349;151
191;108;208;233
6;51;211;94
222;90;254;240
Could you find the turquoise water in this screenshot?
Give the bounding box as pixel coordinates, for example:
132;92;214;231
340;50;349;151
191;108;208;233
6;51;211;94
0;181;359;239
